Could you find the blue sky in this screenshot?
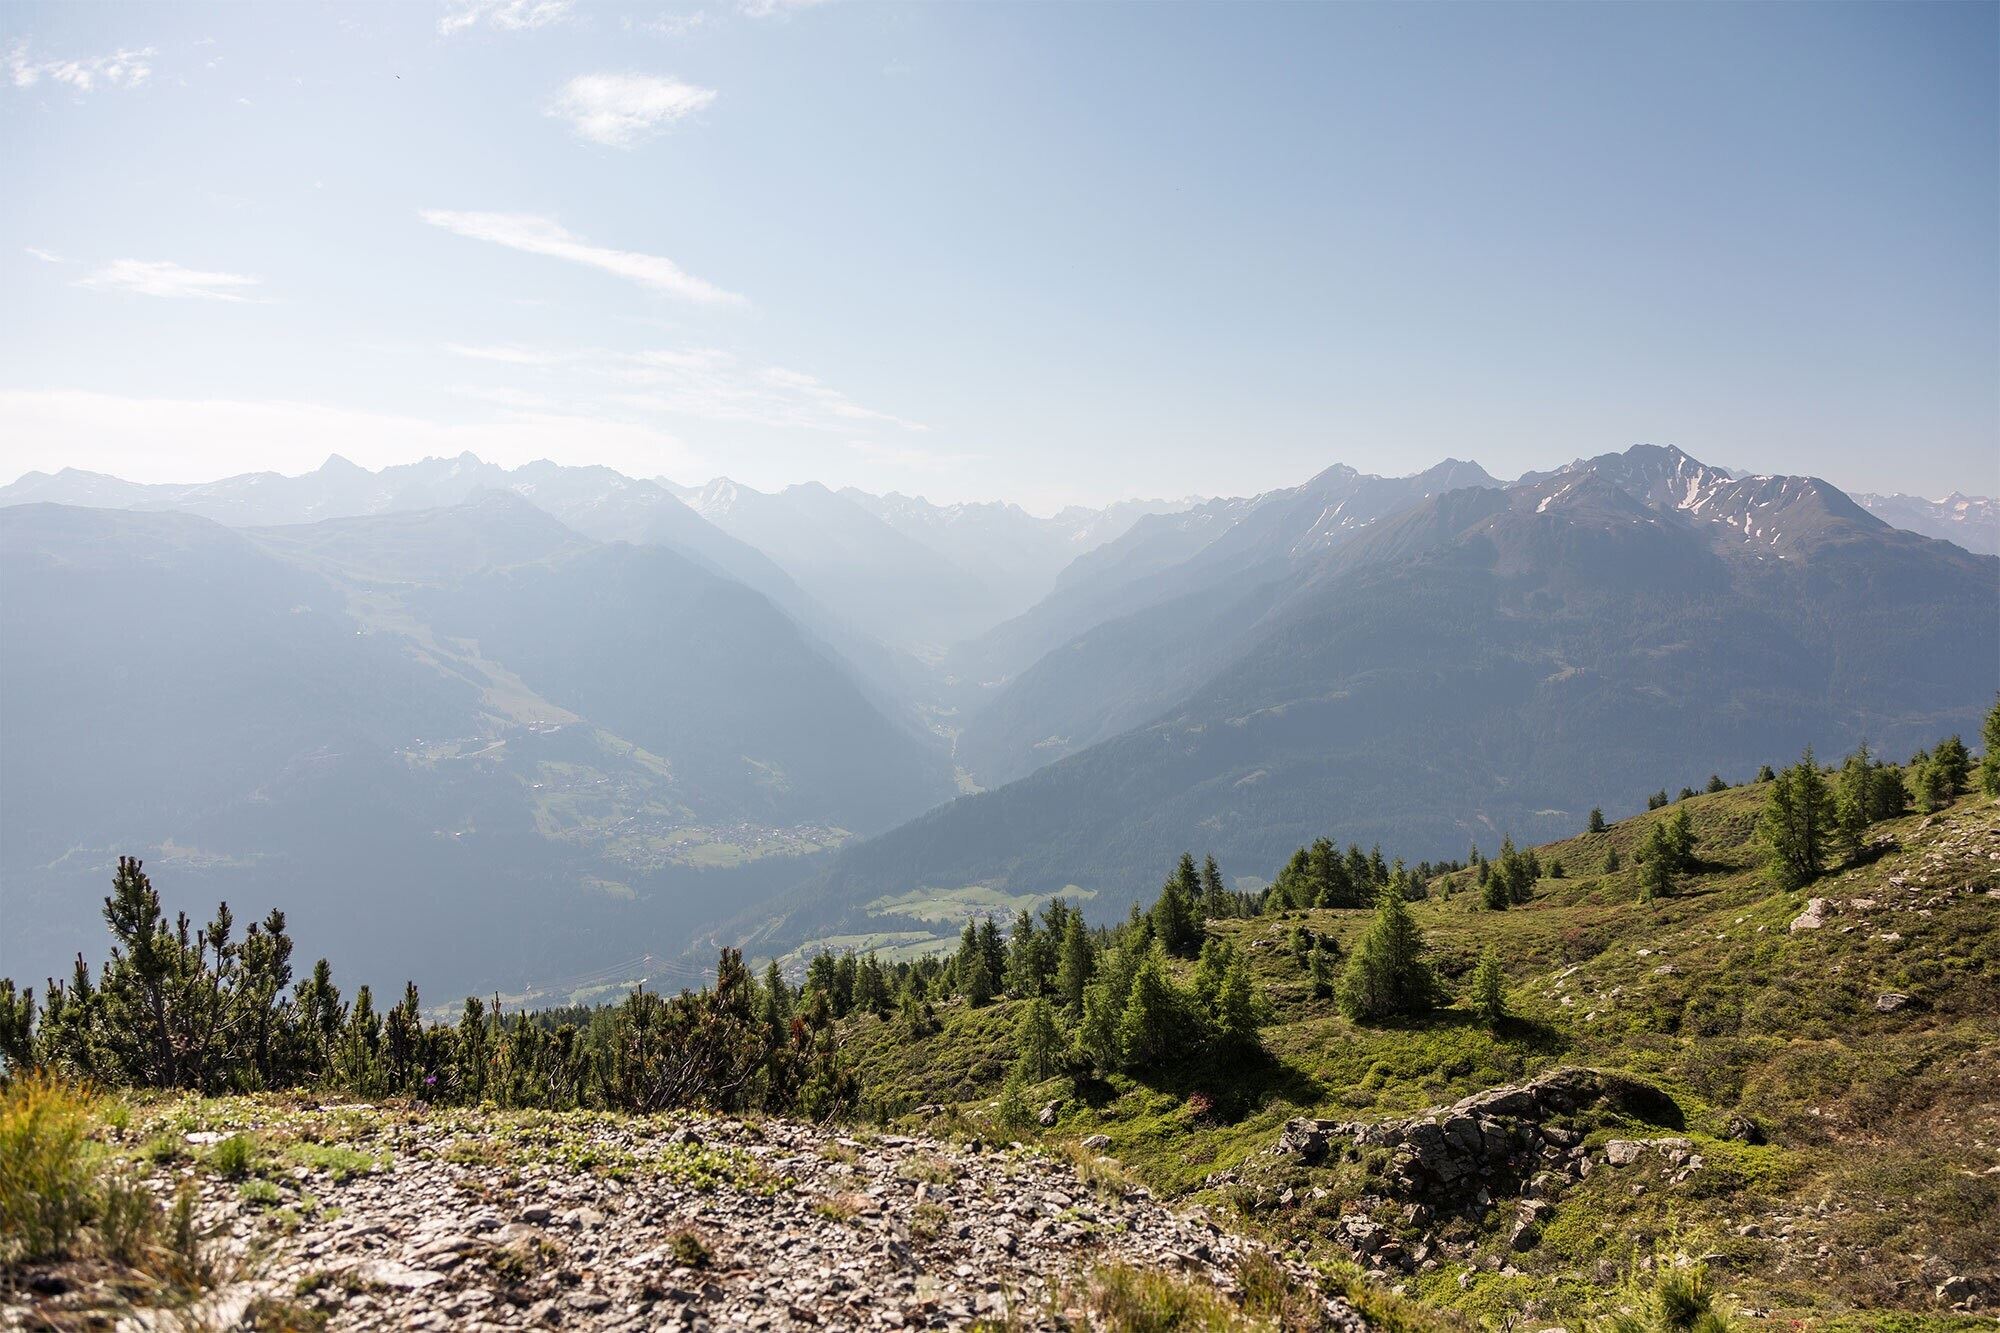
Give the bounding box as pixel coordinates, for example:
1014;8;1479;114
2;1;1993;510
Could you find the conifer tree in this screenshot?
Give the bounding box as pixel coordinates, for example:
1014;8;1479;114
1604;846;1621;873
1588;808;1607;834
1151;855;1204;957
1308;946;1336;999
1211;952;1262;1056
1076;981;1120;1070
1468;945;1507;1028
1760;748;1833;891
1833;743;1880;862
1638;823;1676;901
1055;912;1094;1013
1932;735;1972;797
963;949;996;1008
1200;855;1228;918
1335;883;1433;1022
1013;997;1064;1081
1116;950;1183;1068
1912;757;1952;814
1706;773;1728;793
976;918;1007;990
1004;909;1044;998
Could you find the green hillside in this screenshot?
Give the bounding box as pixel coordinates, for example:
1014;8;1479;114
836;775;2000;1328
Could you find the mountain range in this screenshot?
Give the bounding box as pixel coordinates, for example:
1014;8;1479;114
744;446;1998;961
1851;490;1999;556
2;446;1994;995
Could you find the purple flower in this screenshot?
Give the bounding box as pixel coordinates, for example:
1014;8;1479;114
424;1074;438;1086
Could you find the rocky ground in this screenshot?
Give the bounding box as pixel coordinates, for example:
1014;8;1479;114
4;1103;1369;1331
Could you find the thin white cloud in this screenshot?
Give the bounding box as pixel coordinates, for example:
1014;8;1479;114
444;342;925;435
738;0;829;18
419;210;745;307
546;73;716;147
25;247;65;264
634;12;712;37
437;0;574;36
76;259;264;303
0;389;701;485
6;39;156;92
445;343;577;367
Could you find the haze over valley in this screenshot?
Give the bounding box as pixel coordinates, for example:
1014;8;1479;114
4;447;1992;998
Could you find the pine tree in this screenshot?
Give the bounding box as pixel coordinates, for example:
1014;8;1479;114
1913;757;1952;814
976;918;1007;990
1756;764;1776;783
1335;884;1434;1023
1004;909;1043;998
1604;846;1622;873
1308;945;1336;999
1211;953;1262;1056
1662;806;1696;871
1055;913;1094;1013
1468;946;1507;1028
1116;950;1184;1069
1638;823;1676;901
1076;981;1120;1070
1151;854;1204;957
963;949;996;1008
1932;735;1972;796
1588;807;1607;834
1199;854;1228;918
1013;997;1064;1081
1761;748;1833;891
1705;773;1728;794
1832;743;1879;862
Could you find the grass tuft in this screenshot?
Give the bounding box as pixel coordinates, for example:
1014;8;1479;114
0;1072;97;1261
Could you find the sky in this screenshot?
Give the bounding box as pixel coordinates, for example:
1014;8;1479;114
2;1;1995;513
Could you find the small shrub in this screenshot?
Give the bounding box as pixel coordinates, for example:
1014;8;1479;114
241;1178;283;1207
211;1133;259;1179
667;1227;713;1268
909;1200;951;1245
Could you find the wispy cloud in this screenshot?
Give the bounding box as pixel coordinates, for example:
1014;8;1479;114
419;210;745;307
444;343;577;367
25;247;65;264
6;39;156;92
738;0;829;18
437;0;574;36
547;73;716;147
632;11;712;37
77;259;264;302
445;342;926;435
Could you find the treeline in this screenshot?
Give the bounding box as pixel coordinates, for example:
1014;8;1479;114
799;856;1270;1085
0;858;854;1118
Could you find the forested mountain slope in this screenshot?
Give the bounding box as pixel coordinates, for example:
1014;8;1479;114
762;447;1997;957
